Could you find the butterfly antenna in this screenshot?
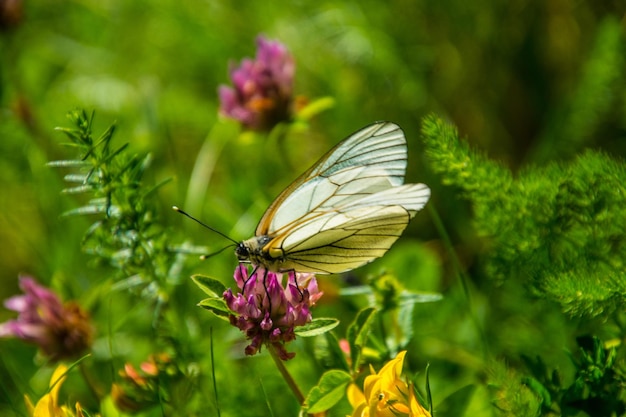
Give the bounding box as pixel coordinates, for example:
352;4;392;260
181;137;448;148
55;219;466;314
200;244;237;260
172;206;239;245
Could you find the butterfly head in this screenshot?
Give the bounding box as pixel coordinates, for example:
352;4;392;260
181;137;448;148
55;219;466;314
235;242;250;262
236;236;277;266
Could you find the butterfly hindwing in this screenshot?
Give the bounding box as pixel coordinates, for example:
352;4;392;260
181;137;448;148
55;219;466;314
265;183;431;274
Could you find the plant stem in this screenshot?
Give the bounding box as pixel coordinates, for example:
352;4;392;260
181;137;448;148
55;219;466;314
268;344;305;405
79;361;103;402
427;203;489;358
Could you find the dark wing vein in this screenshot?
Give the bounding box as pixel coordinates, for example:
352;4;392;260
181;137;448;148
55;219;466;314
256;122;407;235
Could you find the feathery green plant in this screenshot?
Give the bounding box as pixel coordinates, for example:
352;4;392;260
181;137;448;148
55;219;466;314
421;114;626;320
421;113;626;416
49;109;182;296
46;109;205;415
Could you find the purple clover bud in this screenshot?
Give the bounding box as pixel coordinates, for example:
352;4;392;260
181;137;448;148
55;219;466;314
218;36;295;131
0;276;93;361
224;265;322;360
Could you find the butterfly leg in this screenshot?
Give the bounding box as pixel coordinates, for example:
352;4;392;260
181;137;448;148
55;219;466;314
261;267;273;315
286;269;305;301
240;263;258;296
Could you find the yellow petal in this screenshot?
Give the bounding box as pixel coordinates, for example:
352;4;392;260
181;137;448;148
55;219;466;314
362;373;379;399
33;394;56;417
378;351;405;384
350;402;368;417
347;383;366;409
408;386;431;417
33;365;69;417
48;365;69;401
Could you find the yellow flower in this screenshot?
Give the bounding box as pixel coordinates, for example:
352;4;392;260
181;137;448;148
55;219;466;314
24;365;89;417
348;351;431;417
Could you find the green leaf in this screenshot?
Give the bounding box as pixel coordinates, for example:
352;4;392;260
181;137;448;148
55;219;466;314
295;96;335;121
191;274;227;297
398;290;443;305
47;159;90;167
434;384;476;417
62;185;93;194
313;332;350;372
522;377;552;408
304;370;351;414
294;318;339;337
197;298;231;321
63;173;89;183
346;307;377;373
62;205;107;217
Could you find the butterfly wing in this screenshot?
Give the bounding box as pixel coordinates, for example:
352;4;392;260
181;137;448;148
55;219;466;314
256;122;408;236
265;183;431;274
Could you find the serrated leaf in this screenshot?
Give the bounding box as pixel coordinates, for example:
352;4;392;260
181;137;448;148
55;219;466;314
305;370;351;414
294;318;339;337
197;298;231;320
347;307;377;372
191;275;227;297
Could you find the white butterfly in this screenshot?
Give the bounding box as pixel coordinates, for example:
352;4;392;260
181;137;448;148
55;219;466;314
235;122;430;274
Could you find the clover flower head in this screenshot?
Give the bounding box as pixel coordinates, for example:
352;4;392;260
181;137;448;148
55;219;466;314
218;35;295;131
223;265;322;360
0;276;93;361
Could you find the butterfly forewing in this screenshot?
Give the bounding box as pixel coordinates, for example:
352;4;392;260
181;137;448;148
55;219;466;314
265;166;399;233
240;121;430;274
255;122;408;236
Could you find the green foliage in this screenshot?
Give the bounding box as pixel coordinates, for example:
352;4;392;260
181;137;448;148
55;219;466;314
294;318;340;337
487;359;542;417
531;18;626;163
422;114;626;320
50;110;181;295
304;369;352;414
522;336;626;416
346;307;378;373
434;385;477;417
191;274;228;298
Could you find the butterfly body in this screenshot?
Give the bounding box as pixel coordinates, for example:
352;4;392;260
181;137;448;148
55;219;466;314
236;236;283;271
235;122;430;274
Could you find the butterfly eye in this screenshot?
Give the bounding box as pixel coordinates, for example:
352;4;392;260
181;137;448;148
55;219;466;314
235;243;250;260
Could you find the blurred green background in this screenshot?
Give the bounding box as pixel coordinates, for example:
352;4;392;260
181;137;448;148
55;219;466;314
1;1;625;416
